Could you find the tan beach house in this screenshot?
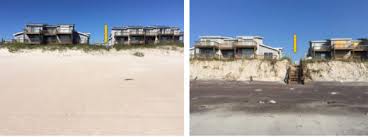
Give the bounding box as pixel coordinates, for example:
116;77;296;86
13;23;90;45
109;25;183;45
193;36;283;59
308;38;368;60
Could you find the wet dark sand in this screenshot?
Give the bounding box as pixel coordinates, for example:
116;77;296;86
191;80;368;135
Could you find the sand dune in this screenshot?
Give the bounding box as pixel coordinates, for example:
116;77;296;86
0;48;183;135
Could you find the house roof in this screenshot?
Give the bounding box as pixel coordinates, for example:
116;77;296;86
77;32;91;37
200;35;265;40
112;25;180;30
329;38;352;41
310;40;328;43
260;44;282;52
13;31;24;36
26;24;45;27
236;36;264;39
199;36;233;40
26;23;75;27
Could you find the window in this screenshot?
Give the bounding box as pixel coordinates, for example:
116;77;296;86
239;48;254;58
320;53;326;59
200;48;214;57
264;52;273;59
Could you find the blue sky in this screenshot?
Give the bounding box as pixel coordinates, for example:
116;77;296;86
191;0;368;61
0;0;183;43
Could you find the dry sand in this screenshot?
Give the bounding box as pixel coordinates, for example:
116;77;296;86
0;48;183;135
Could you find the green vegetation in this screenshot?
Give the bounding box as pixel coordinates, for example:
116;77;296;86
190;56;291;63
0;42;183;53
1;43;110;53
301;58;368;64
114;41;183;51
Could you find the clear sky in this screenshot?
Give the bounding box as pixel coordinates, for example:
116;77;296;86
191;0;368;61
0;0;183;43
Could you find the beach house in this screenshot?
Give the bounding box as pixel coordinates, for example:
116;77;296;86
109;26;183;45
308;38;368;60
193;36;283;59
13;24;90;45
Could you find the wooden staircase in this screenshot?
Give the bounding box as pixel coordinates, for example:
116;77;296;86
288;65;301;84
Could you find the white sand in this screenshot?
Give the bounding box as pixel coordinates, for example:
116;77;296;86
0;48;183;135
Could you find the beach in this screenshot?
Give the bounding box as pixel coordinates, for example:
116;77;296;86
191;80;368;135
0;48;183;135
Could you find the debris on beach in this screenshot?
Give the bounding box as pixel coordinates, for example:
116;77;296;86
255;89;263;92
133;52;144;57
258;99;277;104
327;100;337;104
269;100;277;104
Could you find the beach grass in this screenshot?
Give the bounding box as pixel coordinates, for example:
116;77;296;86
1;42;183;53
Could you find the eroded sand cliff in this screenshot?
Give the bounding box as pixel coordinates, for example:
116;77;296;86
190;59;290;82
303;61;368;82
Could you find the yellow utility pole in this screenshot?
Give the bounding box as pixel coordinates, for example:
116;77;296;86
104;24;108;44
293;34;297;53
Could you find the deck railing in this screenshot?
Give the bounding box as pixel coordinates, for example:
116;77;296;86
332;44;354;49
115;31;129;36
234;41;257;47
25;28;42;34
195;41;219;47
56;28;73;34
313;45;331;51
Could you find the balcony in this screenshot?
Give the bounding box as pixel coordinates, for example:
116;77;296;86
233;41;257;48
145;31;158;36
332;44;354;50
130;31;145;35
353;45;368;51
25;28;42;34
313;45;331;51
173;31;182;36
195;41;219;48
56;28;73;34
161;31;174;35
219;42;234;49
43;29;57;35
115;31;129;36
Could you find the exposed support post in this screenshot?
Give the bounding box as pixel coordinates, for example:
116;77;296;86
234;48;236;59
128;36;131;45
194;47;196;58
155;36;158;44
254;48;256;59
213;47;215;58
70;34;73;44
